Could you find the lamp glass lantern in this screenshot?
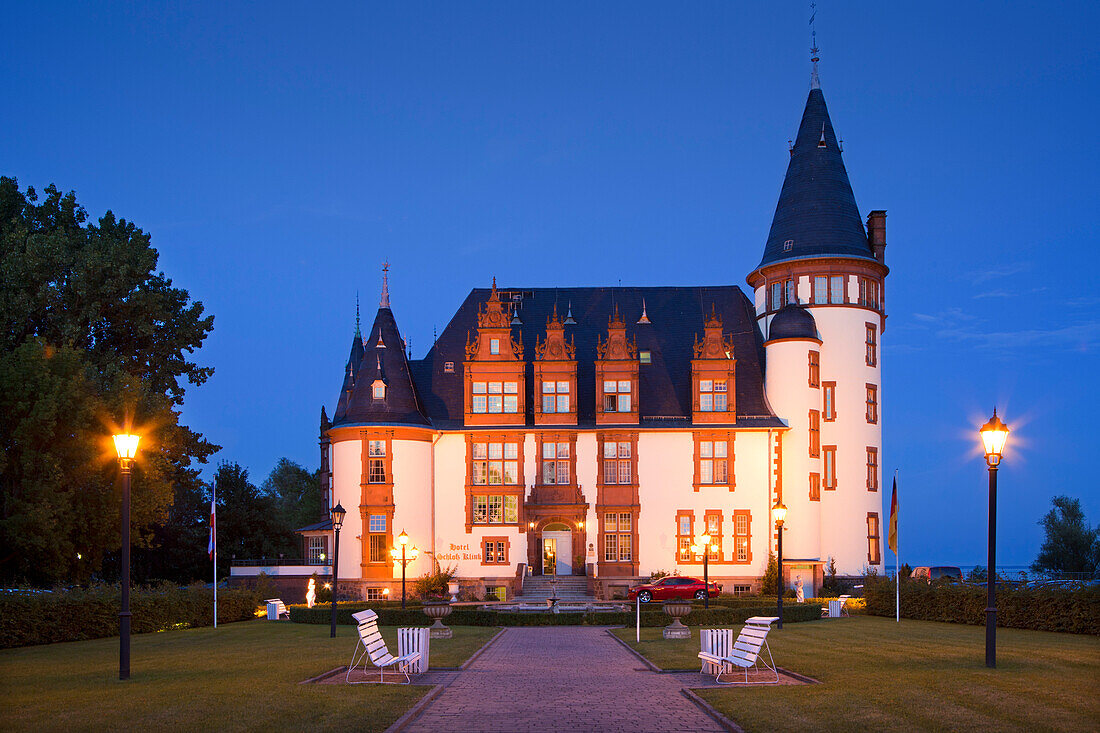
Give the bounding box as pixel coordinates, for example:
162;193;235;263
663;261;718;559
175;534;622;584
771;499;787;527
331;502;346;530
980;409;1009;466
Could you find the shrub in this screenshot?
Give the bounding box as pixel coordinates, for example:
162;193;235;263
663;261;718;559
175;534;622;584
412;564;457;601
0;583;261;648
760;553;778;596
863;576;1100;634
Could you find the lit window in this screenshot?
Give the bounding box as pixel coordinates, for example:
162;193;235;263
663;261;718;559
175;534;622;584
483;539;508;564
639;350;651;364
733;511;751;563
471;495;518;524
809;410;820;457
369;534;386;562
830;275;845;304
368;440;387;483
823;446;837;490
698;440;728;485
471;441;520;485
602;441;632;484
603;380;632;413
823;382;836;421
867;513;881;564
541;381;570;413
866;447;879;491
705;513;721;560
542;441;570;484
866;384;878;424
676;513;693;562
472;382;519;413
698;379;728;412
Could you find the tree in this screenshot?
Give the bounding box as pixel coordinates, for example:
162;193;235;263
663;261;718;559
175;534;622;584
1031;496;1099;575
760;552;778;596
0;178;217;584
261;458;323;533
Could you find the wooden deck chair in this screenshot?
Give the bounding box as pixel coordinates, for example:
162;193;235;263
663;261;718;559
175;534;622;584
821;595;852;618
697;616;779;685
346;610;421;684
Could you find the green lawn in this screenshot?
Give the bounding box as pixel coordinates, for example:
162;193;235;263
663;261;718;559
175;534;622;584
0;620;497;732
613;616;1100;732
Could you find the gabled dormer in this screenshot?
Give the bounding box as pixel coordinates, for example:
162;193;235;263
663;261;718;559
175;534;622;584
533;303;576;426
595;304;639;425
691;306;736;423
463;278;526;426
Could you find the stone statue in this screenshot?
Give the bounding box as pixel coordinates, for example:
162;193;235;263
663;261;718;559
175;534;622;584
305;578;317;608
795;577;804;603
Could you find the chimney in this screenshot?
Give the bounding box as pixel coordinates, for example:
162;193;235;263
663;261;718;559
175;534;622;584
866;211;887;264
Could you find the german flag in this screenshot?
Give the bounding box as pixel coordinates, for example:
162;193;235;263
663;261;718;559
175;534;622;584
887;475;898;554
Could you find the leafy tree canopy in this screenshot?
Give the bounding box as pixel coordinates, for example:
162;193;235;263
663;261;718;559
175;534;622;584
1031;495;1099;576
0;178;217;584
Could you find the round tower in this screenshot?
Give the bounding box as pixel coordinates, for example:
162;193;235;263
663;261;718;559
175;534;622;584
748;59;888;579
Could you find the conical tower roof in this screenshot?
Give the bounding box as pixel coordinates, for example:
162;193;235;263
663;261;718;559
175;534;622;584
757;87;873;269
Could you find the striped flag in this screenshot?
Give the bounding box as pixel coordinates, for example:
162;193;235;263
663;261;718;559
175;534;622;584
888;475;898;554
208;498;216;559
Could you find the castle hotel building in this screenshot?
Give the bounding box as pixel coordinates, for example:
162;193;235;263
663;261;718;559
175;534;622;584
305;66;890;601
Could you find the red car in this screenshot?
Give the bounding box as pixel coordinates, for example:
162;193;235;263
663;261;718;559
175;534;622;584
628;576;721;603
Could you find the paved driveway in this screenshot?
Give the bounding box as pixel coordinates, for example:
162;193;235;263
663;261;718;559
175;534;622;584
403;626;725;733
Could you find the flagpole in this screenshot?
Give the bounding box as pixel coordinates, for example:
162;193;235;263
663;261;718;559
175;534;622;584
895;469;899;623
213;483;218;629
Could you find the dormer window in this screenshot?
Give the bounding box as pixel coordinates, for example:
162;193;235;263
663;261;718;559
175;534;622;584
541;381;570;413
603;380;632;413
472;381;519;413
698;379;728;412
489;338;500;355
371;380;386;400
444;361;455;373
639;350;651;364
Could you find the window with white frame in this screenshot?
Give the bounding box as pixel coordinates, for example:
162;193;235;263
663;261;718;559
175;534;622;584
698;379;728;412
602;380;632;413
542;442;570;484
541;380;570;413
471;441;520;485
368;440;387;483
471;494;519;524
471;381;519;414
604;512;632;562
698;440;729;485
830;275;845;304
307;536;326;564
733;511;751;562
602;441;632;484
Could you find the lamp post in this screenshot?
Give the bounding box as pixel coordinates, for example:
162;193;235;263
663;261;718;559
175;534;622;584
112;432;140;681
329;502;346;638
772;498;787;630
690;532;717;609
389;530;419;609
979;409;1009;669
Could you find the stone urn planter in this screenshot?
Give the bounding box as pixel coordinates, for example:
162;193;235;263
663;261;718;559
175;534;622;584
422;601;453;639
447;581;460;603
662;599;692;639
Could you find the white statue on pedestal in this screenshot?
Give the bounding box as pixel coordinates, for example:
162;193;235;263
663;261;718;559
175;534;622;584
305;578;317;609
795;577;804;603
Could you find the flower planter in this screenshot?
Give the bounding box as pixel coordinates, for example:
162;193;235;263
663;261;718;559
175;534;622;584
662;599;693;639
447;581;460;603
422;601;453;638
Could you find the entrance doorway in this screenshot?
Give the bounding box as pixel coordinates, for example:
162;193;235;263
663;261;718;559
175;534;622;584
541;523;572;575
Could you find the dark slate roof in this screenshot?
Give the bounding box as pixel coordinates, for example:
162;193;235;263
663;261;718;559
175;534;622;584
404;286;783;429
332;307;431;427
757;88;874;269
767;303;819;341
296;519;333;533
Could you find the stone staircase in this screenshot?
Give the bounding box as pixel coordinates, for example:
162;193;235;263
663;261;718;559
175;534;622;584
518;575;599;604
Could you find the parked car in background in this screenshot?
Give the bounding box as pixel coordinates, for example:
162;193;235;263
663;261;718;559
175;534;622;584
627;576;721;602
911;566;962;582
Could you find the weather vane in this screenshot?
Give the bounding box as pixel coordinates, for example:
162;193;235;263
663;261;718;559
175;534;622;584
809;2;821;90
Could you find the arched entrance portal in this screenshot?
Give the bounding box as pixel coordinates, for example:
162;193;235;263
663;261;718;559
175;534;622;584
541;522;572;575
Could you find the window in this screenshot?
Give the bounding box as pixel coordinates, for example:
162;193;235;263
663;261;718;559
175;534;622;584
604;513;632;562
639;350;651;364
471;494;519;524
830;275;845;304
733;510;752;563
482;537;508;564
867;513;882;564
368;514;386;533
809;472;821;501
730;584;752;596
866;384;878;424
809;410;820;457
307;536;326;564
603;380;632;413
372;380;386;400
769;279;794;310
823;446;837;490
368;440;387;483
471;381;519;414
698;440;729;485
369;534;386;563
866;323;878;367
542;442;570;484
698;379;728;412
541;381;571;413
489;338;500;355
860;278;880;309
823;382;837;421
444;361;455;373
366;588;384;601
808;350;820;388
866;447;879;491
676;512;693;562
704;512;722;560
813;275;828;305
603;441;633;484
471;441;520;485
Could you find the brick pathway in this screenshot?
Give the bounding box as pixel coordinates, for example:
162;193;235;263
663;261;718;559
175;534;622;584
403;627;725;733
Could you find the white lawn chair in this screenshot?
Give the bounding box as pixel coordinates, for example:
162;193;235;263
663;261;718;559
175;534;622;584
821;595;851;618
697;616;779;684
346;610;422;684
265;599;288;620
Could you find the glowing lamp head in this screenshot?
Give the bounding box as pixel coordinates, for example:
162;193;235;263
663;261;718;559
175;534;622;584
397;530;409;546
331;502;347;531
980;409;1009;467
409;546;420;561
772;499;788;527
113;433;140;461
382;588;390;596
389;546;399;560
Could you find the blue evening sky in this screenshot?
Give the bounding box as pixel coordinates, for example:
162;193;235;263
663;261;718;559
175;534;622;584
3;2;1098;567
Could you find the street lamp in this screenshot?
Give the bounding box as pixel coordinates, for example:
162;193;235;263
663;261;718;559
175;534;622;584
329;502;346;638
690;532;718;609
979;409;1009;668
772;498;787;630
112;432;140;680
389;530;419;609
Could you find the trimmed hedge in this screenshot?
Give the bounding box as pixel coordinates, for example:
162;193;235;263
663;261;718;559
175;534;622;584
864;578;1100;635
0;584;261;648
288;601;822;627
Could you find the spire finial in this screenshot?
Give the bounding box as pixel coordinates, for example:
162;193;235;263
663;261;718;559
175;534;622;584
380;261;390;308
355;291;361;337
809;2;821;90
637;299;651;325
